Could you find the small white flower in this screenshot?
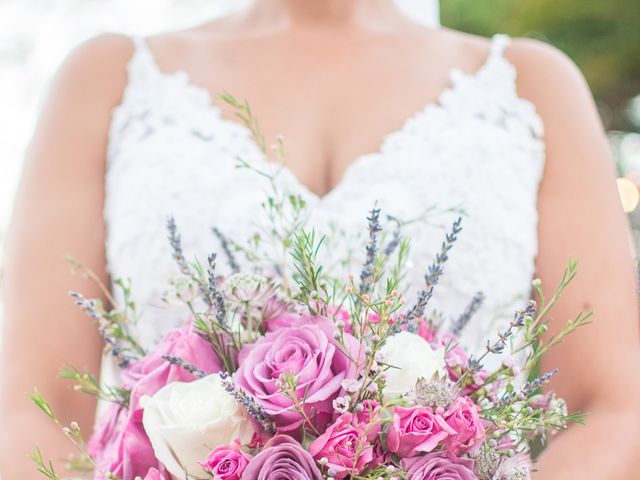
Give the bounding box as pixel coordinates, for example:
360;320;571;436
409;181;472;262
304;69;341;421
341;378;361;393
221;273;277;306
379;331;446;402
162;277;199;307
493;453;532;480
333;396;351;414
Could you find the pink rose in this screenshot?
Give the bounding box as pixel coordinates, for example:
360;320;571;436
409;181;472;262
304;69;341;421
304;305;353;333
265;311;303;332
443;397;485;454
461;369;490;397
366;312;381;324
88;323;222;479
371;440;391;466
309;413;373;479
327;304;351;322
417;320;437;343
200;441;252;480
386;406;456;458
88;405;160;480
439;333;468;373
234;322;360;437
141;468;167;480
261;297;290;327
401;451;478;480
354;400;381;441
88;402;126;474
437;333;489;395
266;306;351;333
123;323;222;412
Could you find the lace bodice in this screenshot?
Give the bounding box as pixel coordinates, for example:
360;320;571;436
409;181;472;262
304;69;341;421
104;33;545;371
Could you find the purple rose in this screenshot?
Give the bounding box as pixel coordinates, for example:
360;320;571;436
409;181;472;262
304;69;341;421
386;406;456;458
443;397;486;454
309;413;373;479
234;322;360;437
401;451;478;480
241;435;323;480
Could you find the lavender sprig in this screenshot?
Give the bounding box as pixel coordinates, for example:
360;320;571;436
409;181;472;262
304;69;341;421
212;227;240;274
162;355;207;378
451;292;485;336
207;253;227;326
359;207;382;295
499;369;559;407
382;214;402;258
404;217;463;327
219;372;276;434
462;301;537;379
485;301;537;355
166;216;191;277
69;291;141;368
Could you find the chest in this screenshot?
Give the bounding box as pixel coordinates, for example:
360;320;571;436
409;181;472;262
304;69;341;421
141;34;486;197
103;41;546;355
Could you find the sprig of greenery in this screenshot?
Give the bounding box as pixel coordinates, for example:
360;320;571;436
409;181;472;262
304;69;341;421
351;466;408;480
290;229;329;313
30;389;107;479
276;372;321;440
31;449;63;480
516;260;592;371
59;366;130;407
67;259;145;364
219;91;269;156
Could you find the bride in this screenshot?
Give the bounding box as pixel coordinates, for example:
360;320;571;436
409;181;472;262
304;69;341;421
2;0;639;478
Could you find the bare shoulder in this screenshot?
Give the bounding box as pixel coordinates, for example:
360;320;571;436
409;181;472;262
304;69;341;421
506;36;590;101
49;32;134;108
29;32;136;175
505;37;606;169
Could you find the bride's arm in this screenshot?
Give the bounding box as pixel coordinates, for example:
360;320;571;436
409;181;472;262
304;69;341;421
0;34;133;478
511;39;640;477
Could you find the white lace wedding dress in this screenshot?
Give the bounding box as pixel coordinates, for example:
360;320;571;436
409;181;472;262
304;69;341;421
101;32;545;389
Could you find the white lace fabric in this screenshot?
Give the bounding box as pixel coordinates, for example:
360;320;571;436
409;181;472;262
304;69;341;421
104;33;545;371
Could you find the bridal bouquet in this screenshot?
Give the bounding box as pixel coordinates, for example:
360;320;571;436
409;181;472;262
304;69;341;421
31;114;588;480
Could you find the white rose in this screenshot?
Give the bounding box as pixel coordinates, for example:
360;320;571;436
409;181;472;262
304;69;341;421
141;374;254;479
379;331;446;402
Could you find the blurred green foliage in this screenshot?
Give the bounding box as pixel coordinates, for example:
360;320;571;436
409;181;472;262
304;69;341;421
441;0;640;132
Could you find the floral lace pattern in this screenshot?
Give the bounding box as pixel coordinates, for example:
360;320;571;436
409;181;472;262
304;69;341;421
104;33;545;364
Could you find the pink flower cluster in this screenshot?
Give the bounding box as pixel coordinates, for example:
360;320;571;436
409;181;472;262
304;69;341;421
85;302;533;480
88;323;221;479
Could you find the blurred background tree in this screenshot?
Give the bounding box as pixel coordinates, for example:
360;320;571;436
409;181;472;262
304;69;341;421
442;0;640;134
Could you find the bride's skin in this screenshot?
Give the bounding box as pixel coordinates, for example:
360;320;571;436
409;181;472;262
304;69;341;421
2;0;639;477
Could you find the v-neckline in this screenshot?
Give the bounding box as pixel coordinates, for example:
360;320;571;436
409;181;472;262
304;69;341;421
133;33;509;201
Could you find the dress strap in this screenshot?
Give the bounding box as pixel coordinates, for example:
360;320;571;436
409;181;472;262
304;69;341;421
128;35;162;76
489;33;512;59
